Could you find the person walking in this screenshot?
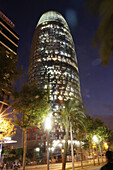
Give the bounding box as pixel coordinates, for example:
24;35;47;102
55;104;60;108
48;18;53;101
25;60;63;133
100;151;113;170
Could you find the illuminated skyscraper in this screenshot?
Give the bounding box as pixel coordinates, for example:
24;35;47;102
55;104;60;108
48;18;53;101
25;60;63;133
28;11;81;109
27;11;82;157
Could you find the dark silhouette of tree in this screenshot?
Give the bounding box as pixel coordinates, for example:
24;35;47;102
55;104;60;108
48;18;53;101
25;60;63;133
88;0;113;65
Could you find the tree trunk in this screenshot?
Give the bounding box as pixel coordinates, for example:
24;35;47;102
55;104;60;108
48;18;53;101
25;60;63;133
96;144;100;165
80;142;83;169
99;143;103;163
23;129;27;170
92;146;95;166
62;117;70;170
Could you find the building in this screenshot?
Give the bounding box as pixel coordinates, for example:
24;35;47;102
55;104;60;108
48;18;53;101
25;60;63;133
0;11;19;102
0;11;19;55
27;11;82;159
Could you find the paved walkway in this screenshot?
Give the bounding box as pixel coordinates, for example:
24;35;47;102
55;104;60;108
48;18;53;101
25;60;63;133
20;159;106;170
76;165;103;170
20;164;104;170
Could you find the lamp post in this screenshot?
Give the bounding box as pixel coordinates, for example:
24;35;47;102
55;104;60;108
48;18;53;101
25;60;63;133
45;117;51;170
93;135;100;165
35;147;40;161
70;122;75;170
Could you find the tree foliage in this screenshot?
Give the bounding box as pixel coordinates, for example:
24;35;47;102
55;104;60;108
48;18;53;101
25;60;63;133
60;98;86;170
85;114;113;152
11;83;50;130
0;101;16;140
60;98;86;130
11;83;50;170
88;0;113;65
0;46;22;95
0;119;16;140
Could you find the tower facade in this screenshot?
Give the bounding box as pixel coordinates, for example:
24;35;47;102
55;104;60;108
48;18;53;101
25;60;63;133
27;11;82;158
28;11;81;110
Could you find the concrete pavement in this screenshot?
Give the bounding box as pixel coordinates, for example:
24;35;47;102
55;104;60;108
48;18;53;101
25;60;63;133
20;159;106;170
20;164;104;170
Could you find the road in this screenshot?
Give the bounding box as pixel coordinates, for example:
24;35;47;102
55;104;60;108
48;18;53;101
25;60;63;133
20;159;106;170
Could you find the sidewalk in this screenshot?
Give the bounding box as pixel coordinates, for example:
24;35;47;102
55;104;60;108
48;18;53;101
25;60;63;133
20;158;106;170
74;164;104;170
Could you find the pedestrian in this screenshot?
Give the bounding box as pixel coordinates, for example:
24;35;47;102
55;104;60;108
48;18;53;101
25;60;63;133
100;150;113;170
10;162;13;169
6;162;9;169
0;164;3;170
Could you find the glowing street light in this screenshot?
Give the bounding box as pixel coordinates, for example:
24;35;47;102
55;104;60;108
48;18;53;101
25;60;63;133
104;142;108;150
35;147;40;152
45;117;51;130
45;116;52;170
93;135;100;165
93;135;98;143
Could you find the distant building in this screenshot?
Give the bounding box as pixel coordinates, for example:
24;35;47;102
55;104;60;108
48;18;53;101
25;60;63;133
0;11;19;102
0;11;19;54
27;11;82;158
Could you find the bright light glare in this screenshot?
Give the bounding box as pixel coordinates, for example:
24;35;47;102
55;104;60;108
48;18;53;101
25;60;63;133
51;147;54;152
35;147;40;152
0;119;3;123
104;142;108;150
0;115;3;123
53;140;60;147
73;140;80;146
58;143;62;147
93;135;98;143
68;140;71;144
4;137;11;141
4;140;17;144
62;140;65;144
104;142;107;146
48;147;54;152
45;117;51;130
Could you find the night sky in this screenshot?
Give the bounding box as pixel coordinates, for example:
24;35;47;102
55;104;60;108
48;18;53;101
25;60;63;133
1;0;113;147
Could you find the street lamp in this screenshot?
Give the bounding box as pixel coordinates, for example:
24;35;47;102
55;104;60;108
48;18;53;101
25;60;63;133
49;147;54;162
70;122;75;170
93;135;100;165
104;142;108;150
35;147;40;160
45;116;51;170
93;135;98;143
35;147;40;152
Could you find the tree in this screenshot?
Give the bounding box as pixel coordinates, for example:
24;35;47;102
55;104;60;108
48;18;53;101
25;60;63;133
60;98;86;170
85;115;113;163
0;101;16;140
2;148;23;163
11;83;50;170
73;125;87;168
0;119;16;140
0;46;22;95
0;97;16;164
88;0;113;65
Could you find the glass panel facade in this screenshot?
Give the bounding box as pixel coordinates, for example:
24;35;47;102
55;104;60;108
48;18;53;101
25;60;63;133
27;11;82;154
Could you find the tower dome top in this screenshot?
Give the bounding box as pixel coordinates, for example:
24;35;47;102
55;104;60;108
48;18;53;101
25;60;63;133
36;10;69;29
